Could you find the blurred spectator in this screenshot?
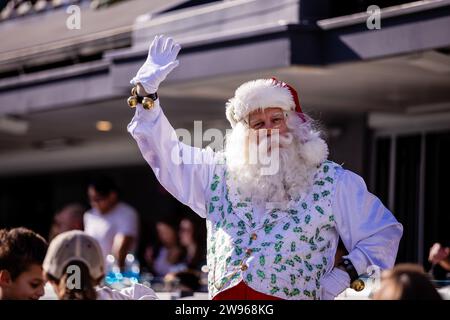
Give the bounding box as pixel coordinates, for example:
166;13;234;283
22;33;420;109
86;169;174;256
0;227;48;300
179;215;206;272
143;216;185;278
48;202;85;241
429;243;450;268
84;175;139;270
43;230;158;300
372;263;442;300
428;242;450;280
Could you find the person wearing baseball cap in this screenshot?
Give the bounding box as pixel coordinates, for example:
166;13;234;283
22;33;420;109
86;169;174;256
127;35;403;300
43;230;158;300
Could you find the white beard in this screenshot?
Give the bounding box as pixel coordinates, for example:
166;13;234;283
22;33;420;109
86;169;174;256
224;112;329;206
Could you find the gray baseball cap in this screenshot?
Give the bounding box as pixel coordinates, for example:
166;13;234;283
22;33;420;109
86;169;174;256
43;230;104;280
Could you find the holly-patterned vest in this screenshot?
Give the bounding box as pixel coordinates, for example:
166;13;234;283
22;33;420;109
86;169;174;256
205;160;341;300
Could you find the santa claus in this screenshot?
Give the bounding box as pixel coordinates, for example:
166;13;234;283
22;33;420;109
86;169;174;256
127;35;403;300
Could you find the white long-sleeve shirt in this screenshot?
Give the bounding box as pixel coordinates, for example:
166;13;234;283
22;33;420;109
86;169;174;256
128;101;403;299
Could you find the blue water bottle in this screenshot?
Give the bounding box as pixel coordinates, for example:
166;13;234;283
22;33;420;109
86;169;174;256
124;253;140;284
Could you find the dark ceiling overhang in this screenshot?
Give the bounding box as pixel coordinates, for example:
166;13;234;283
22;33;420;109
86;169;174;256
1;0;449;116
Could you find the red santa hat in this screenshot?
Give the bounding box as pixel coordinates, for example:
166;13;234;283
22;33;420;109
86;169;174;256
226;78;303;128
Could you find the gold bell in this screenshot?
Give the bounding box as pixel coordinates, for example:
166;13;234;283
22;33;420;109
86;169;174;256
131;86;137;96
350;279;365;292
142;97;154;110
127;96;138;108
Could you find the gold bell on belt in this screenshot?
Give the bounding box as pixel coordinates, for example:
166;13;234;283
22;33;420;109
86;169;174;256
350;279;365;292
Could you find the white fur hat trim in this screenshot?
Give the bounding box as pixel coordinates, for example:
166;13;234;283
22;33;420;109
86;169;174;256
226;79;295;127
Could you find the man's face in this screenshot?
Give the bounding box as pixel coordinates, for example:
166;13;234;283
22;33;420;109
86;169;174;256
0;264;46;300
248;107;288;138
88;186;116;214
52;210;82;234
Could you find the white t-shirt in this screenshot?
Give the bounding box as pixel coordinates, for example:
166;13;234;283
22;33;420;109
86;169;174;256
84;202;139;260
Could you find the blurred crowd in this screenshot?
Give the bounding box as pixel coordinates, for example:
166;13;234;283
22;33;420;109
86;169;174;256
1;174;208;300
0;174;448;300
0;0;126;21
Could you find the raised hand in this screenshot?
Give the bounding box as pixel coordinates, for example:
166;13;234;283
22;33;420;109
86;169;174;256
130;35;181;94
429;243;450;264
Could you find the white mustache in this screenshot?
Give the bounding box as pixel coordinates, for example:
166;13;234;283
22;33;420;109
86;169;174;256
256;132;294;151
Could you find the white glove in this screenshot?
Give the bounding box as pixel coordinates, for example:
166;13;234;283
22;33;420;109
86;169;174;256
320;267;351;300
130;35;181;94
